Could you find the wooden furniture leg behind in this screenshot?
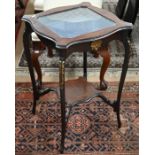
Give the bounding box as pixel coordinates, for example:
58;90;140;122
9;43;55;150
30;40;56;114
31;51;42;89
99;46;110;90
31;42;54;88
91;40;110;90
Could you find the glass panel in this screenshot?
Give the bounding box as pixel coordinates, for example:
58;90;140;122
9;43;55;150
38;8;116;38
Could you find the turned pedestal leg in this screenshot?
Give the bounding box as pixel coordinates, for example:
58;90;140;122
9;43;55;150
99;46;110;90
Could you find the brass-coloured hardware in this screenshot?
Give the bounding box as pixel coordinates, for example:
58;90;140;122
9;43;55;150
91;40;102;51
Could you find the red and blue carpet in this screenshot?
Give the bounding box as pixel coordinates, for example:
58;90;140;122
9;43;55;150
15;82;139;155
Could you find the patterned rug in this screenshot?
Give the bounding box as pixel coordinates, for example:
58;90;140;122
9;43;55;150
15;82;139;155
18;1;139;69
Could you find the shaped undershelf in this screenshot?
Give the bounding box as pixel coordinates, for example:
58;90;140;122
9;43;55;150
57;77;103;105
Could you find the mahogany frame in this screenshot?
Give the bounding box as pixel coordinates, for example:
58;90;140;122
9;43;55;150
22;2;132;153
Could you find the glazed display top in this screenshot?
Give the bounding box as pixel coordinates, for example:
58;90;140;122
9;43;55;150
22;2;132;48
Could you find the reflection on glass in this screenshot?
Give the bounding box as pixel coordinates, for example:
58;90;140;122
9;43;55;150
38;8;116;38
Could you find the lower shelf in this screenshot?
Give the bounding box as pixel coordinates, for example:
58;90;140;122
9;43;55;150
57;77;103;105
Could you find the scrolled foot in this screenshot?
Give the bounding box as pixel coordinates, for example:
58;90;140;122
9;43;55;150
100;80;108;90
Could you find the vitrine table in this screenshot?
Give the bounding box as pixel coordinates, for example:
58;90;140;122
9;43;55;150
22;2;132;153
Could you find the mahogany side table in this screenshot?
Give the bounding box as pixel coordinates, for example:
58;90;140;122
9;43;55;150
22;2;132;153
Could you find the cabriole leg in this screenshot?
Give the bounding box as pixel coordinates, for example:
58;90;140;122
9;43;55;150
115;34;130;128
99;46;110;90
23;24;38;114
31;51;42;89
